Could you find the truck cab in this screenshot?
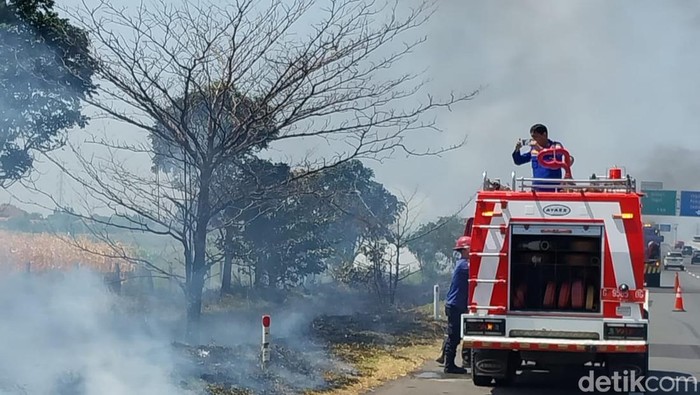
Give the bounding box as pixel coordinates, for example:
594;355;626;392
461;149;649;387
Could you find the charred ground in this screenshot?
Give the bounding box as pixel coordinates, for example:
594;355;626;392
169;286;445;395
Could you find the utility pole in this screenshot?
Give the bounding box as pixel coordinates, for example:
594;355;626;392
673;224;678;245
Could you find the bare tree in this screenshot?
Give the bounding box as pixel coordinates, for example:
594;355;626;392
328;189;422;304
32;0;478;336
337;187;477;305
385;190;423;305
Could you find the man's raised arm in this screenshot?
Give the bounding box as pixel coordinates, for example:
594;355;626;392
512;139;530;165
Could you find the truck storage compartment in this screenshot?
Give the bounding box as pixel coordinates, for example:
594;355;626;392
509;224;602;313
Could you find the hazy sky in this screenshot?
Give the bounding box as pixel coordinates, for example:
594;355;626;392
4;0;700;237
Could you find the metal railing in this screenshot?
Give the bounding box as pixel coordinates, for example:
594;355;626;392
481;171;637;193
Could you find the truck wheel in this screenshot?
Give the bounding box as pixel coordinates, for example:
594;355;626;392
472;373;493;387
493;352;519;386
470;350;494;387
470;349;517;387
607;352;648;378
461;347;471;369
640;352;649;377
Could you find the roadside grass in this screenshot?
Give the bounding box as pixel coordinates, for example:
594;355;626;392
307;339;442;395
307;303;445;395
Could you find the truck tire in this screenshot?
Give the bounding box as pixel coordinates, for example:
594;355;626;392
470;349;494;387
471;349;518;387
639;351;650;377
461;347;471;369
493;352;519;386
472;372;493;387
607;352;648;378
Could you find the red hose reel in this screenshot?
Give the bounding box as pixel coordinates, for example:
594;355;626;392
537;147;574;179
514;279;593;310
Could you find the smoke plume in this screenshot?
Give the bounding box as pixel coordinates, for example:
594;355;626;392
0;270;193;395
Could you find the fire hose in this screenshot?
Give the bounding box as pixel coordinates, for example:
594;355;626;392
537;147;574;179
515;279;594;310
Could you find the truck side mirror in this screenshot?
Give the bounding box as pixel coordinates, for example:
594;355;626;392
464;217;474;236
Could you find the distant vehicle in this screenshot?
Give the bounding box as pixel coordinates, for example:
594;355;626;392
692;251;700;265
664;251;685;271
681;246;694;256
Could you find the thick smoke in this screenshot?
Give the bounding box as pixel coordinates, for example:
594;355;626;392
636;146;700;191
364;0;700;220
0;265;378;395
0;270;194;395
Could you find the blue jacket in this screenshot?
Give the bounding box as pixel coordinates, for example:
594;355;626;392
445;258;469;311
512;139;565;191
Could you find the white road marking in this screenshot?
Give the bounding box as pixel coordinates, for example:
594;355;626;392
686;272;700;280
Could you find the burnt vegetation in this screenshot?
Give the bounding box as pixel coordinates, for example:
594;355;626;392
1;0;478;393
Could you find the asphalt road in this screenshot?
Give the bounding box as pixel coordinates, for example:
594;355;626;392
368;264;700;395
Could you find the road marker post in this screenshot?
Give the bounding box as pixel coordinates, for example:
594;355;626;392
433;284;440;320
262;315;271;368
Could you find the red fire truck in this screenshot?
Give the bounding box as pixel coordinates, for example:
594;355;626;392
461;147;649;387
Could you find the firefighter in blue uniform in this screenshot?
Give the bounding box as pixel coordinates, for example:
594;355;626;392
512;123;573;191
438;235;471;374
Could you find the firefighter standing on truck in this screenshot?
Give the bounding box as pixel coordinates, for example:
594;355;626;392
512;123;573;191
440;235;471;374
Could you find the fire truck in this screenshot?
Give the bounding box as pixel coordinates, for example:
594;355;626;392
461;147;649;387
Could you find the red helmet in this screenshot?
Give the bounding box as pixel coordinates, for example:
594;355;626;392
453;236;471;250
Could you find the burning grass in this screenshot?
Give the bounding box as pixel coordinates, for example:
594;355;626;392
174;340;351;395
171;304;444;395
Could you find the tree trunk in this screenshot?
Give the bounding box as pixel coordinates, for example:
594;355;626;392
185;165;212;343
186;267;206;342
186;224;209;342
254;260;264;289
220;226;234;295
390;244;400;305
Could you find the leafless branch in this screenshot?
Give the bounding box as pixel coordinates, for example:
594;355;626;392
48;0;477;325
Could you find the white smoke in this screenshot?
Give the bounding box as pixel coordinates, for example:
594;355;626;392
0;270;194;395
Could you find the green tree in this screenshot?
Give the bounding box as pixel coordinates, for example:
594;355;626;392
213;157;294;292
407;215;467;280
0;0;96;184
314;162;402;264
230;159;402;291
